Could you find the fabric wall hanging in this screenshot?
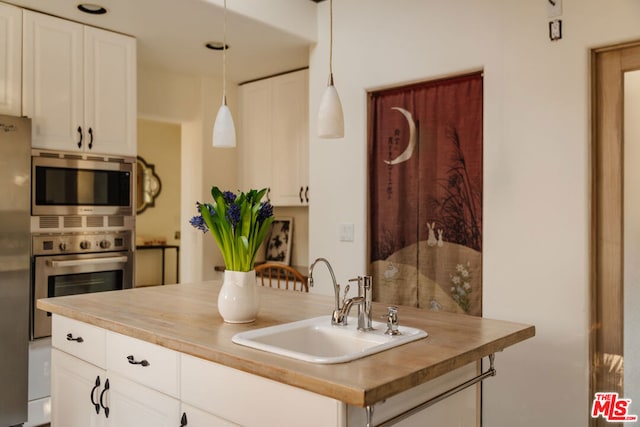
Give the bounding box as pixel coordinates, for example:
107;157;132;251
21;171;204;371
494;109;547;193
368;72;483;315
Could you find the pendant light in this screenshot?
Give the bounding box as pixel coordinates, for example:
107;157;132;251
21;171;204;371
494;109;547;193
317;0;344;139
212;0;236;148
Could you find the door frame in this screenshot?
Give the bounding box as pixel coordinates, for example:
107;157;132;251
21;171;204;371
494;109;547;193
591;40;640;426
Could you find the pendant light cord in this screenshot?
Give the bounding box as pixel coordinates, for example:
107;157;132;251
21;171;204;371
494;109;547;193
329;0;334;84
222;0;228;105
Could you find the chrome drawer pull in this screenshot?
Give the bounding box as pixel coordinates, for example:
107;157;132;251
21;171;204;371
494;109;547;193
127;355;150;367
66;333;84;343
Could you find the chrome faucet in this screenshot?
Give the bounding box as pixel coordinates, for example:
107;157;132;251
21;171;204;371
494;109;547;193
308;257;341;315
333;276;374;331
308;259;374;331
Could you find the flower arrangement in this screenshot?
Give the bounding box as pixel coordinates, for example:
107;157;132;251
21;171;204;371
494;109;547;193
450;262;472;313
190;187;274;272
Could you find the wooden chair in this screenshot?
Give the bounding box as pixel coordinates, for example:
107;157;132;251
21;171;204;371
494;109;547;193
255;263;308;292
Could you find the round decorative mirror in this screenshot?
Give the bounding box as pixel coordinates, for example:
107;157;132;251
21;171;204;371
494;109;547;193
136;156;162;214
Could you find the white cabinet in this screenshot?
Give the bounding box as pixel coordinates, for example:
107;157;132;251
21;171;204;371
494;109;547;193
181;353;341;426
51;315;473;427
51;349;105;427
239;69;309;206
106;373;180;427
22;10;136;156
180;403;239;427
0;2;22;116
51;316;180;427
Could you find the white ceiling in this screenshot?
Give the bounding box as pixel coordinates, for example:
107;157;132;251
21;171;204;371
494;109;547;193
6;0;316;83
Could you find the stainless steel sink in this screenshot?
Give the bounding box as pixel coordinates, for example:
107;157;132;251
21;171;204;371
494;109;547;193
232;316;428;364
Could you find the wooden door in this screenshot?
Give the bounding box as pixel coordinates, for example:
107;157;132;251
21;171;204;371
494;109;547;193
591;41;640;426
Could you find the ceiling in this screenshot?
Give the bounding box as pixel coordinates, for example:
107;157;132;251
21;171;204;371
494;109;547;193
6;0;317;83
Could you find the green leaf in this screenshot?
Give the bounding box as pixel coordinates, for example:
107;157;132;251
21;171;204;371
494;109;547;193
195;186;274;272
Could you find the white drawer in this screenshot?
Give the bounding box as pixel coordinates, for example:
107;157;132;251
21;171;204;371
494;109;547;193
52;315;106;368
106;331;179;398
181;354;342;427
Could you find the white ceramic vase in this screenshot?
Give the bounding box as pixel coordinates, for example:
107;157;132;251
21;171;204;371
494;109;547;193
217;270;259;323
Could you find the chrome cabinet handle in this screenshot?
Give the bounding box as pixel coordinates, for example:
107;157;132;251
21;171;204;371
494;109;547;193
90;376;101;414
88;127;94;149
99;378;110;418
66;333;84;343
127;355;150;367
77;126;83;148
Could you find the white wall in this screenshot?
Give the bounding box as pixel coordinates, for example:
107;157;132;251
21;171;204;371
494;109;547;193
308;0;640;425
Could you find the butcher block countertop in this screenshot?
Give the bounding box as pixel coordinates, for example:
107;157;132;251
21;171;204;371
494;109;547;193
37;281;535;407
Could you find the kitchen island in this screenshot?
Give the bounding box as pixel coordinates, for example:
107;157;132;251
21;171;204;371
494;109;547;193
38;281;534;426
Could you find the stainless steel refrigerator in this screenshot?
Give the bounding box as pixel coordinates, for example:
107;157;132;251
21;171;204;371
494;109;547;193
0;115;30;426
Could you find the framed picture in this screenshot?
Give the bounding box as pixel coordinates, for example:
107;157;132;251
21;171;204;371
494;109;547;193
265;217;293;265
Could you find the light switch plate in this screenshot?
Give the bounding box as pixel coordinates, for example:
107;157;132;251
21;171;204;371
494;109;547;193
549;19;562;41
547;0;562;18
339;223;354;242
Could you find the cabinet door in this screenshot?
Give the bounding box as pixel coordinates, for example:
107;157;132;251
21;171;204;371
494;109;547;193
0;3;21;116
84;26;136;156
181;354;341;427
270;70;309;206
23;10;83;151
238;79;273;197
181;403;239;427
51;349;106;427
107;372;180;427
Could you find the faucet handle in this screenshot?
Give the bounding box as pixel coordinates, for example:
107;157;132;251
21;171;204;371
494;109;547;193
341;284;350;305
382;306;401;336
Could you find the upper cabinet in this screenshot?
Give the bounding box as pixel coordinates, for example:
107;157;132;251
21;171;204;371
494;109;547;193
22;11;136;156
239;69;309;206
0;2;22;116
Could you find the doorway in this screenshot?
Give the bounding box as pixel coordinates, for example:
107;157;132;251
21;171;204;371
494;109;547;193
591;41;640;426
135;119;182;286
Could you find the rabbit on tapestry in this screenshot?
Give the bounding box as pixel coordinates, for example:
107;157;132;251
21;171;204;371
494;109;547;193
427;222;437;247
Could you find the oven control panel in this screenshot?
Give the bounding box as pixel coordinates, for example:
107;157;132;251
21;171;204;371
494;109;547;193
33;231;132;255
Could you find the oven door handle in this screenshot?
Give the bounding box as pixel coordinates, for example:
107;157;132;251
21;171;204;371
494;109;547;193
47;256;129;268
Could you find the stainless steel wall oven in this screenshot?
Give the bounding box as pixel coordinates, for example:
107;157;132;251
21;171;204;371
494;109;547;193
31;230;134;339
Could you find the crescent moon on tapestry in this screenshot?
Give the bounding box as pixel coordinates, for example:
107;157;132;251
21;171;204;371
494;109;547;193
384;107;417;165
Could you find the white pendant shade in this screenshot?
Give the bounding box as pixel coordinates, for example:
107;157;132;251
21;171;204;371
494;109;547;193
212;103;236;147
317;82;344;139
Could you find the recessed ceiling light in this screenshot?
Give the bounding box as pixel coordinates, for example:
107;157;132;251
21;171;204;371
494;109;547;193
205;41;229;51
77;4;107;15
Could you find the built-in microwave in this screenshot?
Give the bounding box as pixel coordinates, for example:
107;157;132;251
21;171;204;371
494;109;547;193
31;150;135;217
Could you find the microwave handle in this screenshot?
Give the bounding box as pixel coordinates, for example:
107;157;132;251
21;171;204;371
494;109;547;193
48;256;129;268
